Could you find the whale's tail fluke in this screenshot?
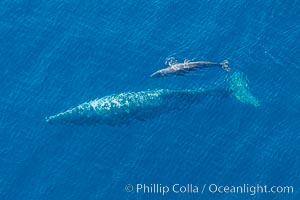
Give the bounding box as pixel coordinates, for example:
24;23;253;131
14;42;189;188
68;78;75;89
221;60;230;72
229;72;260;107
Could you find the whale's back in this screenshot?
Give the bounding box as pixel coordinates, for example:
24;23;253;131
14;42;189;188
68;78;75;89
46;90;167;125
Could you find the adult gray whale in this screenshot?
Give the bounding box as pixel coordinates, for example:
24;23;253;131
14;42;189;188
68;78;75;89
46;72;259;126
46;88;228;125
150;59;230;77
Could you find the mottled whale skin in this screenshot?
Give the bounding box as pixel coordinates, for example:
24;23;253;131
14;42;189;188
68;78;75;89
46;72;259;126
150;60;230;77
46;88;228;125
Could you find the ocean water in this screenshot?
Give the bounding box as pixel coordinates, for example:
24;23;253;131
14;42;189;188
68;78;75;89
0;0;299;199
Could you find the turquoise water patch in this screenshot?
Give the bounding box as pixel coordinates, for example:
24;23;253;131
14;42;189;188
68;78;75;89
229;72;260;107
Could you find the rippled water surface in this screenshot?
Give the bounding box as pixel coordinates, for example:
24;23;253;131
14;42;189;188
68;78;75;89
0;0;299;199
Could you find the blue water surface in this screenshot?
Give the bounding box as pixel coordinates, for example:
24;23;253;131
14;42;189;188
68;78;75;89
0;0;299;199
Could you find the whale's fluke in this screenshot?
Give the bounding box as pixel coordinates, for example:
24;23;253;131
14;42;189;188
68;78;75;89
220;60;230;72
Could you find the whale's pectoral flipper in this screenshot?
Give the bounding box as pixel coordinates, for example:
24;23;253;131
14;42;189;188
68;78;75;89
221;60;230;72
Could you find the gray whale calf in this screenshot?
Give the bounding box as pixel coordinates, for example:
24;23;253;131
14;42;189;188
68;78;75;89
150;59;230;77
46;72;259;126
